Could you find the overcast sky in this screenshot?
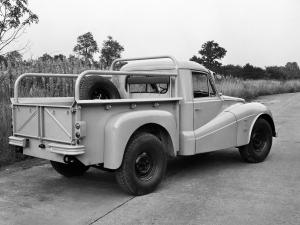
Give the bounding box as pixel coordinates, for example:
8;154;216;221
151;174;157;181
6;0;300;68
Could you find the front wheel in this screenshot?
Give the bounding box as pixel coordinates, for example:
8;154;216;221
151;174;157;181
239;118;273;163
115;133;167;196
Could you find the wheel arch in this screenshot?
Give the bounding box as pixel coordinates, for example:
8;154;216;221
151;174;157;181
241;113;275;146
258;114;276;137
103;110;178;169
229;102;276;146
134;123;176;158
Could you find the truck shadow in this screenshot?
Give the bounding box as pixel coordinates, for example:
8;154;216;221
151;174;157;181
165;147;245;178
40;148;247;196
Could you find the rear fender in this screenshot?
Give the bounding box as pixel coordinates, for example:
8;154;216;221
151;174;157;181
104;110;178;169
228;102;275;146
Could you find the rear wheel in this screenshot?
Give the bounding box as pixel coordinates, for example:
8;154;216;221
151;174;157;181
239;118;272;163
115;133;167;196
50;161;90;177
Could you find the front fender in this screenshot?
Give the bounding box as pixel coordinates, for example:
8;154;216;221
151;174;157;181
227;102;275;146
104;110;177;169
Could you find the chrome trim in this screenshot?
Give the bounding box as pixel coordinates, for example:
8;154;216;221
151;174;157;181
9;136;26;147
49;143;85;155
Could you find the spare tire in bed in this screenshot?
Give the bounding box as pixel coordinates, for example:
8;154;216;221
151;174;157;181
79;75;121;100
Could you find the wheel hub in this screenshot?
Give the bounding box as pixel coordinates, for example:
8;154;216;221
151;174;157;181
90;89;110;99
135;152;154;181
252;130;266;152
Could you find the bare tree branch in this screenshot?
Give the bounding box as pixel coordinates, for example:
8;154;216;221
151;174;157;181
0;0;38;55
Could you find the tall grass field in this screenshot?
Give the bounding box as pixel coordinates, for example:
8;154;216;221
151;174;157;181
1;61;300;166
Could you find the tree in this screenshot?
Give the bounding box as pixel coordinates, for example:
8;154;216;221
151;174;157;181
53;54;66;61
190;40;227;70
285;62;299;71
242;63;266;79
73;32;99;60
39;53;53;62
6;50;22;61
266;66;286;80
99;35;124;69
0;0;39;55
221;64;243;78
5;49;22;67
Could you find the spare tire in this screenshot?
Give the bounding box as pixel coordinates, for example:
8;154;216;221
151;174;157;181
79;75;121;100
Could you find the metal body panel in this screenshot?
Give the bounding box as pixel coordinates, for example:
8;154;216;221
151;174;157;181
176;69;195;155
120;59;208;73
193;97;224;128
226;102;274;146
11;97;74;105
23;139;65;162
195;111;237;153
179;131;195;155
44;107;73;142
13;104;74;144
104;110;178;169
14;106;39;138
74;101;178;166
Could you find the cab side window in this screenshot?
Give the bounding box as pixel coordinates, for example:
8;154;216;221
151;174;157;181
192;72;216;98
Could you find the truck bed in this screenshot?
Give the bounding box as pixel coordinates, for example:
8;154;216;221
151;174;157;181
10;96;181;166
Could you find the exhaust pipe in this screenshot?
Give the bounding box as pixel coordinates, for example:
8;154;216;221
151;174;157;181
63;155;76;164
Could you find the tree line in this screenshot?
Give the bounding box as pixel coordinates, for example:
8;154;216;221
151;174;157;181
189;40;300;80
0;1;299;80
0;33;125;70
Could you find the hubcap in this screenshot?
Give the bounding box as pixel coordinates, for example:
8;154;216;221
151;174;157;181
90;89;110;100
252;130;266;152
135;152;155;181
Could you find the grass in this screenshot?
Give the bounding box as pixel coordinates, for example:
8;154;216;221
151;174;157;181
215;77;300;101
1;61;300;166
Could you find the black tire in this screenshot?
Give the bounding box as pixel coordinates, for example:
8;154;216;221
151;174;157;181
115;133;167;196
239;118;272;163
79;75;120;100
50;160;90;177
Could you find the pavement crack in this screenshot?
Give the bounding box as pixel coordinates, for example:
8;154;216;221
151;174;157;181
89;196;135;224
273;96;300;112
89;158;196;224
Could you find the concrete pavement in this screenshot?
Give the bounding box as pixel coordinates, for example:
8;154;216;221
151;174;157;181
1;92;300;225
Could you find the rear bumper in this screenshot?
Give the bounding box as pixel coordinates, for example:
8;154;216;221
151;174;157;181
49;143;85;155
9;136;85;156
9;136;26;147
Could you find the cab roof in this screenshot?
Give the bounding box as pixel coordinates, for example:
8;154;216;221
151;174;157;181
120;60;209;73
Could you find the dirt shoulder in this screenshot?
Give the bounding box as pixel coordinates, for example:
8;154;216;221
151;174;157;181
0;158;49;175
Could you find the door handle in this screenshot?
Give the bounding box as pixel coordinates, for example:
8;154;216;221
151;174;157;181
195;108;202;111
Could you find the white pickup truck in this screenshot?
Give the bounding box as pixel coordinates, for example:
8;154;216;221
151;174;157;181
9;56;277;195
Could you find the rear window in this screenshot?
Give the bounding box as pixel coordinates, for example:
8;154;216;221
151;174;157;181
126;76;169;94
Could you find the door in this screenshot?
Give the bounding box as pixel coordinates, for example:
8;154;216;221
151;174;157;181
192;72;222;129
192;72;236;153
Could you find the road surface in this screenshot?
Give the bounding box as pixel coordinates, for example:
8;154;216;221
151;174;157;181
1;92;300;225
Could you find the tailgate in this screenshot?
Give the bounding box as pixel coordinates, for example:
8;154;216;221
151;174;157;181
12;104;74;144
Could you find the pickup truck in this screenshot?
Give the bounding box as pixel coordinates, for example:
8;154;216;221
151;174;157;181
9;55;277;196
